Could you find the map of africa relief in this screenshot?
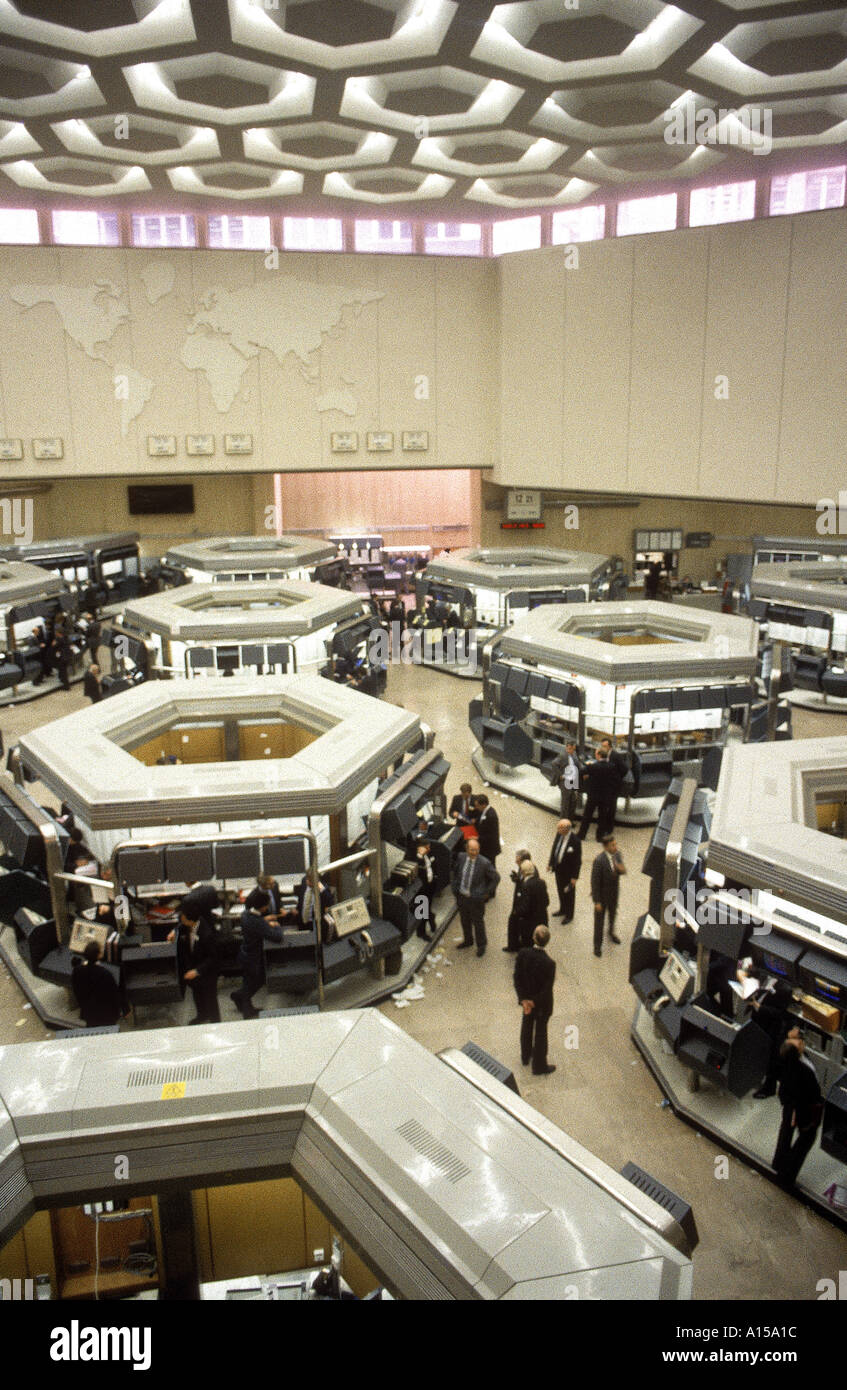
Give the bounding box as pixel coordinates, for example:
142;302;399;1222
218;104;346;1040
8;256;385;461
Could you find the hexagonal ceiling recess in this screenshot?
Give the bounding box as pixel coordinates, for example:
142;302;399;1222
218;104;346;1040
0;0;845;217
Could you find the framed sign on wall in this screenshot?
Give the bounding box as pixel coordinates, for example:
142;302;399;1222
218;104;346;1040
506;489;542;522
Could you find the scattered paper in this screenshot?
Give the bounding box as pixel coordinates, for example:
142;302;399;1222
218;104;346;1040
22;1003;31;1010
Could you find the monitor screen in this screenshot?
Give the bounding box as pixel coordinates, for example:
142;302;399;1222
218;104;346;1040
128;484;195;516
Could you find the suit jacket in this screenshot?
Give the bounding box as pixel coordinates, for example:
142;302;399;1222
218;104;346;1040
473;806;500;861
176;916;219;979
778;1053;822;1129
584;759;617;805
71;959;122;1027
549;751;582;789
548;830;581;880
514;947;556;1018
510;874;549;927
449;793;474;824
591;851;622;909
451;852;499;901
83;670;102;703
238;908;283;973
607;749;629;791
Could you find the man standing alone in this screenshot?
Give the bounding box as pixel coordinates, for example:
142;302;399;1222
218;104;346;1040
514;925;556;1076
590;834;626;957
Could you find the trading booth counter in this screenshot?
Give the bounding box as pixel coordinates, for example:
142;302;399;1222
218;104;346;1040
631;752;847;1227
416;546;616;678
165;535;337;584
0;1012;695;1299
16;674;419;836
0;532;141;611
749;559;847;708
708;736;847;923
472;601;760;823
118;579;366;678
0;561;79;704
4;681;457;1025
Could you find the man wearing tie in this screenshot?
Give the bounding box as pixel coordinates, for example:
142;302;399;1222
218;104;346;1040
590;835;626;958
451;837;499;957
549;741;582;821
547;819;581;923
449;782;474;825
472;794;500;872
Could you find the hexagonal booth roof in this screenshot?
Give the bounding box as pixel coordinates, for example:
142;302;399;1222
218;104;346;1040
751;560;847;612
166;535;336;577
497;600;759;683
17;674;420;830
121;578;364;643
709;737;847;928
423;547;612;593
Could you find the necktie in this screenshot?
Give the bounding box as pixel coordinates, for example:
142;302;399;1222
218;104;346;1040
460;857;474;895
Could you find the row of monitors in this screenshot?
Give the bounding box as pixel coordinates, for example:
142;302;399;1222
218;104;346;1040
187;643;293;672
0;792;69;872
632;683;756;714
490;662;582;712
115;836;309;888
751;601;834;631
377;755;450;846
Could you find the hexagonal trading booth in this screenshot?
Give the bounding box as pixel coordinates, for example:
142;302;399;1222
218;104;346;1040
470;600;763;822
116;578;370;679
630;739;847;1226
750;559;847;707
165;535;342;586
5;676;455;1026
415;546;619;677
0;560;76;701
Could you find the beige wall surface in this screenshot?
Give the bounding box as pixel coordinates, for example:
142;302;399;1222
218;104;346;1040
27;473;258;556
0;246;496;482
480;480;825;585
495;208;847;504
1;208;844;512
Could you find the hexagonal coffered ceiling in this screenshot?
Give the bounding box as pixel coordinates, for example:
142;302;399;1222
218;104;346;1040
0;0;843;216
17;674;421;829
498;600;759;683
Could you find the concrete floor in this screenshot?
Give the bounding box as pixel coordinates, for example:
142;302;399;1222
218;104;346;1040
2;664;847;1299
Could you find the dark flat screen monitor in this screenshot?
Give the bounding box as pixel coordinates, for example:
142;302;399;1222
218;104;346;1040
128;485;195;516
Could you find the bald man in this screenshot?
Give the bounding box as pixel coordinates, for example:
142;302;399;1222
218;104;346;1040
548;818;581;923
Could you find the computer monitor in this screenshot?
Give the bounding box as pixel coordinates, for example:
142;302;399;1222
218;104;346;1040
659;949;696;1006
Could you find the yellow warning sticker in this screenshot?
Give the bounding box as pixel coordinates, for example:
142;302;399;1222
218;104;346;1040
161;1082;186;1100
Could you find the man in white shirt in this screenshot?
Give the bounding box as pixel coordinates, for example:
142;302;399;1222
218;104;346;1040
547;818;581;923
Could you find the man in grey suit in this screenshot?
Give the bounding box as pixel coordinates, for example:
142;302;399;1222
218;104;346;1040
549;740;582;820
451;837;499;958
590;834;626;958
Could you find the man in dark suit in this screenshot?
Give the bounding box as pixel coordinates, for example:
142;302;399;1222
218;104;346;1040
549;741;582;820
231;888;283;1019
504;859;549;953
472;794;500;870
578;748;617;841
182;879;221;920
772;1027;823;1187
448;782;475;825
451;837;499;957
547;818;581;922
514;925;556;1075
83;662;103;703
170;906;221;1024
71;940;124;1027
590;834;626;957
